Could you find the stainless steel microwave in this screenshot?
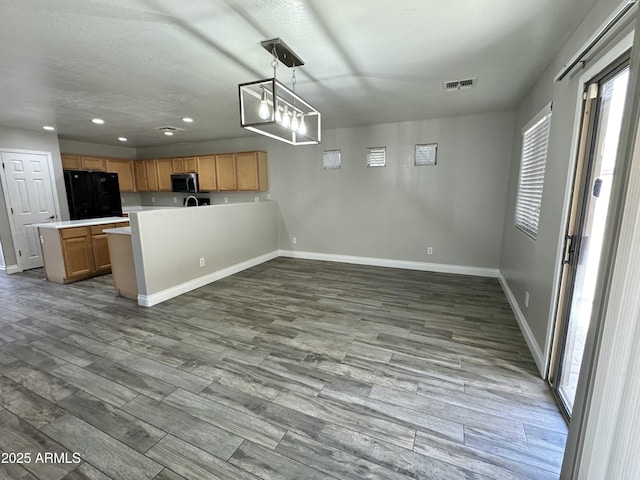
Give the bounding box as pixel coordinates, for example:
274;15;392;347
171;173;199;193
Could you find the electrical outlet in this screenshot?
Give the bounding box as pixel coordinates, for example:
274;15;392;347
266;193;271;200
254;196;259;202
525;291;530;308
199;257;205;267
151;196;156;203
427;247;433;255
173;197;178;204
121;197;125;204
224;197;228;204
292;237;297;245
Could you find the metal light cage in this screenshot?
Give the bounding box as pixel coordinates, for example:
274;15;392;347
239;77;321;145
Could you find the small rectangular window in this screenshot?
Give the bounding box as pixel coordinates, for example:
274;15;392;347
415;144;437;166
323;150;341;169
366;147;386;167
515;103;552;240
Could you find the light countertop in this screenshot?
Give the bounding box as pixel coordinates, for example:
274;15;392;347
33;217;129;230
103;226;131;235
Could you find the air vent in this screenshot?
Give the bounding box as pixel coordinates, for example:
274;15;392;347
443;77;476;92
159;126;178;132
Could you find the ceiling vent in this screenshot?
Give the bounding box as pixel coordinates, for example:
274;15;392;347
158;126;179;132
443;77;476;92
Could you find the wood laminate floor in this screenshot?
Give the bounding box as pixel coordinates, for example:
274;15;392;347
0;258;567;480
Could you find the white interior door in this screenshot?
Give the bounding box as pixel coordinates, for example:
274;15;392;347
1;150;59;270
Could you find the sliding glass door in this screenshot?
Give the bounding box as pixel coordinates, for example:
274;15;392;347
550;59;630;418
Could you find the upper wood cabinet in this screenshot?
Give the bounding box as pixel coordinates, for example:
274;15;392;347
196;155;217;192
145;159;159;191
62;151;268;193
61;154;81;170
105;158;136;192
133;161;148;192
80;156;106;171
216;154;237;191
156;158;173;191
171;157;185;173
236;151;268;191
183;156;198;173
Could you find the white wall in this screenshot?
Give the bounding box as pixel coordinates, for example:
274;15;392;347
130;201;278;305
0;126;68;269
138;110;515;272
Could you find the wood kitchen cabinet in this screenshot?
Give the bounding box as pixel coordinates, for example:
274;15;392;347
216;154;237;191
61;154;81;170
196;155;217;191
156;158;174;191
236;151;268;191
105;158;136;192
133;160;148;191
90;225;113;274
38;221;129;283
145;159;159;191
60;227;93;281
183;156;198;172
80;156;106;171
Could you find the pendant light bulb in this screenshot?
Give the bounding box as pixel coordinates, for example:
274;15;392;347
258;89;270;120
298;115;307;135
291;112;299;131
282;105;291;128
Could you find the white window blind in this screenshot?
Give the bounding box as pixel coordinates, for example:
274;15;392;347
415;144;437;166
515;104;552;239
367;147;386;167
323;150;341;169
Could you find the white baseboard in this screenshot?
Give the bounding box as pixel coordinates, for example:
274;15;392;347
1;264;21;274
137;250;279;307
278;250;500;278
498;271;546;377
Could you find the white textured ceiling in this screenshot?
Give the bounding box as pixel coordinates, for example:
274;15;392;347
0;0;599;147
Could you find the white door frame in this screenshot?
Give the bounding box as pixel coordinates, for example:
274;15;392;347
0;147;62;273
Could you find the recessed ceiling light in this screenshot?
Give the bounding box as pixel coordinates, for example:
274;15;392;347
42;125;55;131
164;131;174;136
182;117;194;123
91;118;105;125
118;137;128;142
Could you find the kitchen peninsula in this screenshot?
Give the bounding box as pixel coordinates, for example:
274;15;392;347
35;217;129;283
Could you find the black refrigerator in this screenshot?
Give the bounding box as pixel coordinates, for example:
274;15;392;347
64;170;123;220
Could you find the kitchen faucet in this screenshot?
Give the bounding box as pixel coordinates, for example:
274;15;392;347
184;195;198;207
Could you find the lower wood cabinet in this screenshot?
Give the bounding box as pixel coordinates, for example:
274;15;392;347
60;227;93;281
39;222;128;284
90;225;113;274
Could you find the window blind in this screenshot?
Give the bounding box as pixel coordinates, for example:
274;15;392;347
323;150;341;169
515;105;552;239
367;147;386;167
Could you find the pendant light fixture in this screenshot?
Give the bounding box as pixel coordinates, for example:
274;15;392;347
239;38;321;145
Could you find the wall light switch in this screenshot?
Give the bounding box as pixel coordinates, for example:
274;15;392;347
199;257;205;267
292;237;297;245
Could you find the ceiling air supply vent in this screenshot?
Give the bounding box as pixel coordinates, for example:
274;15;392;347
443;77;476;92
